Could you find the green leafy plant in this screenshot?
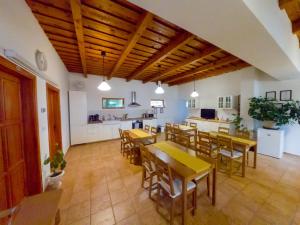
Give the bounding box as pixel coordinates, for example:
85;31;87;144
232;114;244;130
44;144;66;176
248;97;300;126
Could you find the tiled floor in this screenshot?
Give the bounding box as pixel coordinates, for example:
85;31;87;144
59;136;300;225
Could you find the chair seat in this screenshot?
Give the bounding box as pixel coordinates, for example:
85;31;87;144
160;178;196;198
219;149;243;159
194;171;209;181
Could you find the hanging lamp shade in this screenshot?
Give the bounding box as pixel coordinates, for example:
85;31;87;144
155;65;164;94
190;77;198;97
97;51;111;91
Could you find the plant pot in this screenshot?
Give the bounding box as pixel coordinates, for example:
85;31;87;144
47;170;64;189
262;121;279;130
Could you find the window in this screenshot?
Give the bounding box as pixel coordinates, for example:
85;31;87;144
151;99;165;108
102;98;125;109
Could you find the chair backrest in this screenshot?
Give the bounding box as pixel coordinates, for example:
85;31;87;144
196;131;213;157
144;124;150;131
190;122;197;128
151;126;157;134
235;129;250;139
217;135;234;156
173;124;179;128
155;156;175;196
140;145;155;173
181;121;188;126
218;126;229;134
123;131;135;147
173;127;190;148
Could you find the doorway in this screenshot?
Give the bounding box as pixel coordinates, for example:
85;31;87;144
46;83;62;158
0;56;42;224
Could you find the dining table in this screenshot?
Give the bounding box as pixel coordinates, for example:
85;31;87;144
128;128;157;143
147;141;217;225
209;131;257;177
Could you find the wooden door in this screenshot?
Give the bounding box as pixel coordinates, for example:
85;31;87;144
47;84;62;158
0;71;26;222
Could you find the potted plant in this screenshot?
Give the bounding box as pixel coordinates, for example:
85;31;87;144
232;114;244;130
248;97;300;129
44;144;67;188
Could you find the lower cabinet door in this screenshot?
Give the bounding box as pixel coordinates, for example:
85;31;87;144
71;125;87;145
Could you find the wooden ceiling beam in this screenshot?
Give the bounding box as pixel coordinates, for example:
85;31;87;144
292;18;300;34
279;0;295;9
70;0;87;77
126;32;195;81
169;62;249;86
143;46;221;83
163;55;239;84
108;12;153;79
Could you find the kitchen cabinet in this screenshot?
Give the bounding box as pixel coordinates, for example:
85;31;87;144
187;98;198;109
186;118;234;133
120;121;132;130
218;96;237;109
143;119;157;128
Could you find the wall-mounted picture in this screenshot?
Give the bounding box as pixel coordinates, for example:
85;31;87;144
266;91;276;101
280;90;292;101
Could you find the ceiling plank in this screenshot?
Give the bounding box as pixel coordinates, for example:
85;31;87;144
126;32;195;81
163;55;239;84
70;0;87;77
143;46;221;83
169;62;249;86
108;12;153;79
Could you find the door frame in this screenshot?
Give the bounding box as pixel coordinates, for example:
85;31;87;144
46;83;62;157
0;56;42;196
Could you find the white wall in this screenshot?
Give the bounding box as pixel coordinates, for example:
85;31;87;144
178;67;300;155
178;67;260;122
69;73;182;125
0;0;70;188
258;77;300;155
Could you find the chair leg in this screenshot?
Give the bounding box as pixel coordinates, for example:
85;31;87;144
170;199;175;225
149;173;153;199
206;174;210;197
192;189;197;216
156;185;161;212
141;168;146;188
247;151;249;166
229;159;233;177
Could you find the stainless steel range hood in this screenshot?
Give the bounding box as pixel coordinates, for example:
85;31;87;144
128;91;141;107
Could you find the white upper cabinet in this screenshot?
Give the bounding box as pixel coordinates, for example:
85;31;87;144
187;98;199;109
217;96;237;109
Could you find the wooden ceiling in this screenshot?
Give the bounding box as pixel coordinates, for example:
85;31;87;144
280;0;300;46
26;0;249;85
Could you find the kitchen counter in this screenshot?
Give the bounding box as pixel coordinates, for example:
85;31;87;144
88;117;156;124
187;117;232;124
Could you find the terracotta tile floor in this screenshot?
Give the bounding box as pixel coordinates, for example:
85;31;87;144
59;136;300;225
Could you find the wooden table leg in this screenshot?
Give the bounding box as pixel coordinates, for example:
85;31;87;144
253;145;257;168
165;129;168;141
182;178;188;225
212;168;216;205
242;148;246;177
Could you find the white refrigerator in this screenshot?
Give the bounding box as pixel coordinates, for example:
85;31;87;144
257;128;284;158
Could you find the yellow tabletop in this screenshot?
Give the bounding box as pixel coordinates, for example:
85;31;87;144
209;132;257;147
153;141;211;173
129;129;152;139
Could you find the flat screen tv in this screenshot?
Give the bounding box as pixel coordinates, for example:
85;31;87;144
201;109;216;119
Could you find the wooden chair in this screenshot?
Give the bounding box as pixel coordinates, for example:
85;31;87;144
120;130;130;157
124;132;140;164
140;145;157;200
189;122;197;128
235;129;252;165
173;124;179;128
217;135;243;177
181;121;188;126
144;124;150;132
165;123;173;141
155;156;197;225
218;126;229;134
196;131;217;158
172;128;190;150
151;126;157;135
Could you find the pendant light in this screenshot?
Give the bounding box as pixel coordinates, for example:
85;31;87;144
155;65;164;94
97;51;111;91
190;77;199;98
